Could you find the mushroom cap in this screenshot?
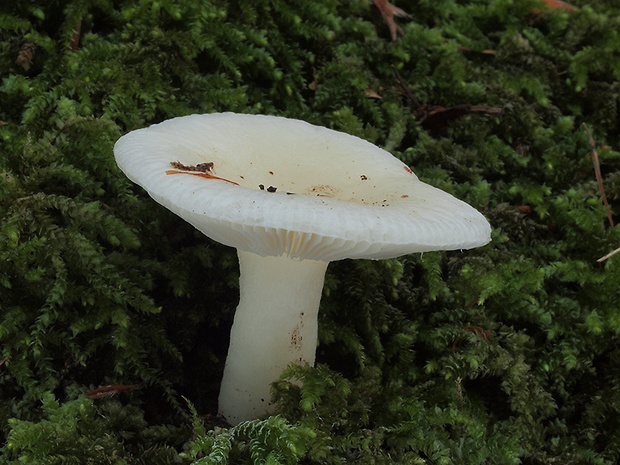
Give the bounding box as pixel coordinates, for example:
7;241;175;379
114;113;491;261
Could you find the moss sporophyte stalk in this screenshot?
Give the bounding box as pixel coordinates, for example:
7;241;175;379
114;112;490;424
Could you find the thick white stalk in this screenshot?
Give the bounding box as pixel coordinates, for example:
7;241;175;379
218;250;329;425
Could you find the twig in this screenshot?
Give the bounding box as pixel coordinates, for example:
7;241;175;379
469;105;503;117
391;65;422;110
582;123;614;228
86;383;144;399
393;67;502;136
70;21;82;52
597;246;620;262
464;298;479;310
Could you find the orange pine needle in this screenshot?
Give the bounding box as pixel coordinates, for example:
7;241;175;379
166;169;240;185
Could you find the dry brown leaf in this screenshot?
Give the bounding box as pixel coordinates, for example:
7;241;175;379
531;0;576;18
542;0;575;12
16;43;35;71
365;88;383;99
371;0;410;41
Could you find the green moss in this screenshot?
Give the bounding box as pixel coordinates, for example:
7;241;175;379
2;0;620;463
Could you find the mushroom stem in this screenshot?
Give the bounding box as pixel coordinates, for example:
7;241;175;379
218;249;329;425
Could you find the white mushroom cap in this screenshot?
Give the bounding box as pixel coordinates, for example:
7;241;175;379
115;113;492;425
114;113;490;261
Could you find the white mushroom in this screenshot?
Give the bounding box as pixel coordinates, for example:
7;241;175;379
114;113;491;425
